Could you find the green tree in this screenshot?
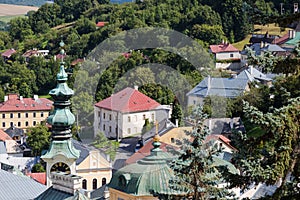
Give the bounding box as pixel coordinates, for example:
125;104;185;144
26;124;51;157
170;98;182;126
169;106;236;199
226;97;300;198
93;132;120;161
31;163;46;173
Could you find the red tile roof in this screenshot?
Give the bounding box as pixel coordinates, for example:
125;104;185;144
210;43;239;53
205;134;237;151
0;129;12;141
22;49;38;58
71;58;84;66
96;22;106;27
95;87;160;113
273;32;289;45
0;94;53;112
26;172;46;185
1;49;16;58
125;139;175;165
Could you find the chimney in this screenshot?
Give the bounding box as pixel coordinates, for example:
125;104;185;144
231;74;237;79
250;65;253;75
230;118;234;129
288;30;295;39
175;119;179;127
260;41;264;48
134;85;139;90
33;95;38;100
209;119;212;131
207;76;211;90
20;96;23;101
222;39;224;44
4;95;8;102
52;172;82;195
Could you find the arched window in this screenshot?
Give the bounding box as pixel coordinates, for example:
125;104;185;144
93;178;97;190
82;179;87;189
102;178;106;186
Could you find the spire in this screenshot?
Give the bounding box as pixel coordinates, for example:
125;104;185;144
47;40;75;140
152;121;161;150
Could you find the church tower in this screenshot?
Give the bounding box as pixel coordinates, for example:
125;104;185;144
41;41;80;187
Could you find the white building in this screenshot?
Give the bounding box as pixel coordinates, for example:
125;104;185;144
94;87;170;139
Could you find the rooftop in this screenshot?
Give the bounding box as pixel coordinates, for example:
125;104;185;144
210;43;239;53
0;94;53;112
95;87;161;113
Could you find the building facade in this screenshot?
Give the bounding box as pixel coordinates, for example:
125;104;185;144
94;87;170;139
0;94;52;130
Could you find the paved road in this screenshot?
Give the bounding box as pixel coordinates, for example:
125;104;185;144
112;137;139;171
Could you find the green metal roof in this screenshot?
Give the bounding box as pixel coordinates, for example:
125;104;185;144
41;139;80;160
285;32;300;46
108;141;181;196
35;187;72;200
47;107;75;127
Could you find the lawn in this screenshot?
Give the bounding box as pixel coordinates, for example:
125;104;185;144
233;23;292;50
0;15;25;23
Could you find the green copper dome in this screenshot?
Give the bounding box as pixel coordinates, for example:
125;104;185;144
108;141;181;196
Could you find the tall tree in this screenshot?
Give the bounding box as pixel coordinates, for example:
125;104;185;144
26;124;51;157
169;106;236;199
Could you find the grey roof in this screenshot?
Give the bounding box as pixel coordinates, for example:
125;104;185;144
241;43;286;56
5;126;24;138
239;67;272;82
34;187;72;200
0;169;46;200
0;141;7;154
72;140;109;165
90;185;108;200
187;76;248;98
142;119;176;145
203;117;245;135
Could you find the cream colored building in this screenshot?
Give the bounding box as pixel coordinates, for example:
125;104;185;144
0;94;52;131
94;87;170;139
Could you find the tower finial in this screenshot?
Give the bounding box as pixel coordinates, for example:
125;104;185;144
59;39;65;64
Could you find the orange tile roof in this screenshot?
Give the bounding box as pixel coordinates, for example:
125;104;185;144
125;140;175;165
210;43;239;53
0;94;53;112
26;172;46;185
95;87;160;113
1;49;16;58
96;22;106;27
0;129;12;141
205;134;237;151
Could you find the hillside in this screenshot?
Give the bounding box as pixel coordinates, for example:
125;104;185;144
0;0;47;6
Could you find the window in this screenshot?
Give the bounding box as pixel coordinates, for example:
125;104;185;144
115;127;118;134
41;112;44;117
2;114;5;119
18;113;21;118
151;113;155;121
10;122;13;127
103;113;106;119
25;113;28;118
128;116;131;122
135;115;137;122
230;53;234;58
127;128;131;134
171;138;175;143
18;122;21;127
193;100;196;105
33;112;36;118
109;114;112;120
134;127;137;133
10;113;13;118
82;179;87;189
143;114;146;120
2;122;5;127
98;111;100;117
33;121;36;126
102;178;107;186
92;179;97;190
109;126;112;132
25;121;29;126
103;124;105;131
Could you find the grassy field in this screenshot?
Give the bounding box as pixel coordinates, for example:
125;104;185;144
233;23;292;50
0;3;38;16
0;14;25;23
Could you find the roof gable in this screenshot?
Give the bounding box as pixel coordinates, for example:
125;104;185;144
95;87;160;113
210;43;239;53
0;129;12;141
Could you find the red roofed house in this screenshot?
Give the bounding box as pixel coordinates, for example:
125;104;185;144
0;94;53;131
210;42;241;70
96;21;106;28
1;49;16;61
94;87;170;139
